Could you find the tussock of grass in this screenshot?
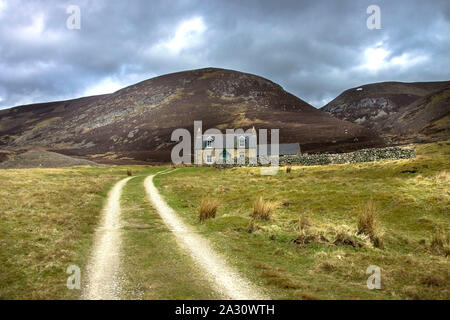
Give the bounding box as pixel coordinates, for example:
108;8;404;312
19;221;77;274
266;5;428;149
430;227;450;256
435;170;450;183
247;218;260;233
297;214;311;230
198;198;220;222
421;274;446;287
357;200;376;235
251;197;275;220
357;200;384;248
292;220;369;248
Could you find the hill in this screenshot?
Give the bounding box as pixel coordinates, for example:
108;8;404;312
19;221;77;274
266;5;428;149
0;68;381;163
0;150;101;169
321;81;450;143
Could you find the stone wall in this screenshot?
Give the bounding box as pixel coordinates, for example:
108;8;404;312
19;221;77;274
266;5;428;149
211;147;415;168
280;147;415;166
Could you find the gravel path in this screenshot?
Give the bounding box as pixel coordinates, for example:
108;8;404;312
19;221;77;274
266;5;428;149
82;177;133;300
144;171;267;300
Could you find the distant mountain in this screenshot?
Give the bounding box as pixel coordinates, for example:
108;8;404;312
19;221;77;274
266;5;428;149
0;68;381;163
321;81;450;143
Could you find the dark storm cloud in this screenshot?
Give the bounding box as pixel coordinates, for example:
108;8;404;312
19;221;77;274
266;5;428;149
0;0;449;109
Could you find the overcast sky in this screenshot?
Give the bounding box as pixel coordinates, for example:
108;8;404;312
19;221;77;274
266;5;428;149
0;0;449;109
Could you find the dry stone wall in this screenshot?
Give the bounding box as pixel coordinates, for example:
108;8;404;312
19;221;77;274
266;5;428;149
212;147;415;168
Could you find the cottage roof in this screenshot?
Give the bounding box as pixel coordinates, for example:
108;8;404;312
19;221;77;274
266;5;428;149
257;143;300;156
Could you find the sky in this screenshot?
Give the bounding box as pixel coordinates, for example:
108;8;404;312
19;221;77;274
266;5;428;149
0;0;449;109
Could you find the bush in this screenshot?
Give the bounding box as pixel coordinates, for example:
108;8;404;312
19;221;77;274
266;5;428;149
198;198;220;222
251;197;275;221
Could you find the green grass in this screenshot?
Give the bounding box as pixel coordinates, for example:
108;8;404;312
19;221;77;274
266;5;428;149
155;141;450;299
1;142;448;300
0;165;151;299
120;170;220;299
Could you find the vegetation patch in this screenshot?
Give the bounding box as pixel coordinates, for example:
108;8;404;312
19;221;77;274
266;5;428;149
120;173;220;299
156;141;450;299
198;198;220;222
0;165;149;299
357;200;384;248
251;197;276;221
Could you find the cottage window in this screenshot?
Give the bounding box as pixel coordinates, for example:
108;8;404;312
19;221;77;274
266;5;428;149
239;136;245;148
206;137;213;148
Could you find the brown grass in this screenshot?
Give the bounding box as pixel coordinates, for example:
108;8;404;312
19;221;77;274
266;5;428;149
260;269;301;289
247;218;259;233
297;214;311;230
156;141;450;299
421;274;446;287
251;197;275;220
292;229;329;246
357;200;384;248
318;261;337;272
333;230;364;248
198;198;220;222
0;166;148;299
357;200;376;235
294;291;319;300
435;170;450;183
430;227;450;256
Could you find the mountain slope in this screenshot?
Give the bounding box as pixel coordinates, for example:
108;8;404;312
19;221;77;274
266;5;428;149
0;68;381;163
321;81;450;143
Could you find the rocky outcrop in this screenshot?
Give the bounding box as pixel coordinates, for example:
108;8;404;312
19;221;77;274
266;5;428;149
321;81;450;143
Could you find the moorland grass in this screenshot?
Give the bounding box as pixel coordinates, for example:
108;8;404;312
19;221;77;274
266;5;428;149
0;165;150;299
155;141;450;299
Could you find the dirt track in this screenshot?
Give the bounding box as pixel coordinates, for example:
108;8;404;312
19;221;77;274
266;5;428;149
82;170;266;300
82;177;133;300
144;171;267;300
